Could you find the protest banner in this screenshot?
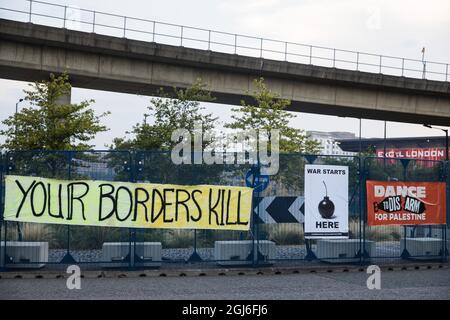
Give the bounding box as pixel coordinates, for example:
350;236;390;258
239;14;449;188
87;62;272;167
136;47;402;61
366;180;446;226
304;165;349;239
3;175;253;230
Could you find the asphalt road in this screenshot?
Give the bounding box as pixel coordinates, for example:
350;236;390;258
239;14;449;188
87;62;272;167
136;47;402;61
1;268;449;300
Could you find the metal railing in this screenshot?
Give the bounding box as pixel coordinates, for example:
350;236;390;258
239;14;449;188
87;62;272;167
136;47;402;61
0;0;449;82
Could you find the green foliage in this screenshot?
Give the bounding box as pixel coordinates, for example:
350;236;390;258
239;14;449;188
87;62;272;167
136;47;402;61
267;224;305;245
112;79;218;151
225;78;321;154
1;73;111;181
110;80;236;185
1;72;109;151
164;230;194;248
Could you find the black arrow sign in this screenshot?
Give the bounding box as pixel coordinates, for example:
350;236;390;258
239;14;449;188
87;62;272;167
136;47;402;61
253;196;304;224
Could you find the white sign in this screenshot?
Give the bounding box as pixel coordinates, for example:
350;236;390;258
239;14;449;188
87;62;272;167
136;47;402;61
304;164;349;239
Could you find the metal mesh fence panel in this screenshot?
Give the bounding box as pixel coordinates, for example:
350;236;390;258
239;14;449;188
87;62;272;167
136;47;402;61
134;151;254;267
66;151;133;267
0;151;448;270
254;154;362;265
2;151;71;267
363;157;446;263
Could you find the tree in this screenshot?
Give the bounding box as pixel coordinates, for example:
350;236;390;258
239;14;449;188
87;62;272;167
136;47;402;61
222;78;321;195
1;72;109;151
224;77;320;154
0;72;110;243
112;79;218;152
111;80;222;184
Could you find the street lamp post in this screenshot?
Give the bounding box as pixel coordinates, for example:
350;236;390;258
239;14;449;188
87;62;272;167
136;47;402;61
15;98;24;136
15;98;24;115
423;124;449;161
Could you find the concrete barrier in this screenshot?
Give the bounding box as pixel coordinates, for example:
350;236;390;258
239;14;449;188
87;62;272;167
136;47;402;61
102;242;162;268
315;239;375;263
0;241;4;269
401;237;443;260
4;241;48;269
214;240;276;266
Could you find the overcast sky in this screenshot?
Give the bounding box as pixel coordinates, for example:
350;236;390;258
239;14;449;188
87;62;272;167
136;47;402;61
1;0;449;148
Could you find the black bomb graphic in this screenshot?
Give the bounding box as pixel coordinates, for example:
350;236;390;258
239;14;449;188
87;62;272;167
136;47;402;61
373;195;426;214
404;196;426;214
373;196;402;213
318;181;335;219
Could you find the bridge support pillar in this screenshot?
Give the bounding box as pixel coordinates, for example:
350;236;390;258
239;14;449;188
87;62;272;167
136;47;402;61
55;89;71;105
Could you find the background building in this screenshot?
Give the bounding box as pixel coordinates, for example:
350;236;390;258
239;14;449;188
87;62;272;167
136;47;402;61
337;136;450;160
307;131;356;156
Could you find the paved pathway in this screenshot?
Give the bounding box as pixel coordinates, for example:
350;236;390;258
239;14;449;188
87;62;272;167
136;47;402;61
1;268;449;300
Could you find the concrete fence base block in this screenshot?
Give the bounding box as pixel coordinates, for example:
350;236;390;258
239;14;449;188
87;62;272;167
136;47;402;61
214;240;276;266
315;239;375;263
4;241;48;269
0;241;4;269
400;237;443;260
102;242;162;268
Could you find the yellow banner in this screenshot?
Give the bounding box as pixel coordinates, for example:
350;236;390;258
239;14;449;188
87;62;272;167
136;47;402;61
3;175;253;230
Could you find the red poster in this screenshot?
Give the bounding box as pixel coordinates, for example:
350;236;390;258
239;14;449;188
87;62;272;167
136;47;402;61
366;180;446;226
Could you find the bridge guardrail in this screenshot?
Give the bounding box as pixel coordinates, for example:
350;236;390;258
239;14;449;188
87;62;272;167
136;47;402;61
0;0;449;82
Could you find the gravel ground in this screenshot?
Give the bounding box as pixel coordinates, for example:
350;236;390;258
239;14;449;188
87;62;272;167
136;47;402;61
1;268;449;300
48;246;308;263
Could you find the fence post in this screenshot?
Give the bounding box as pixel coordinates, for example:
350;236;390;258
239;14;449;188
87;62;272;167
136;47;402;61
401;58;405;77
356;52;359;71
1;222;7;270
253;163;261;266
446;64;449;82
152;21;156;42
63;6;67;28
180;26;183;46
246;163;261;267
28;0;33;23
123;16;127;38
0;154;4;270
358;157;362;265
1;154;12;269
333;48;336;68
447;161;450;258
58;151;76;264
442;223;447;262
67;151;71;259
379;55;382;73
92;11;96;33
128;228;133;270
128;151;135;269
260;38;263;58
400;159;411;258
360;156;365;265
190;154;203;263
0;224;3;270
442;161;448;261
208;30;211;50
